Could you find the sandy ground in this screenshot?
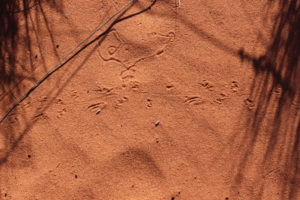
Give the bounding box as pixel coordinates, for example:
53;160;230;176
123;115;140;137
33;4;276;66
0;0;299;199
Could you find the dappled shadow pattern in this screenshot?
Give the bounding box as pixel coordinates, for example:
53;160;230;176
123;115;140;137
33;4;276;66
0;0;157;166
0;0;64;163
234;0;300;199
134;1;299;198
0;0;63;104
0;0;27;104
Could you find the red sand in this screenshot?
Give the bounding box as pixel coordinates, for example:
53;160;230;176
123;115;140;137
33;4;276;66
0;0;299;199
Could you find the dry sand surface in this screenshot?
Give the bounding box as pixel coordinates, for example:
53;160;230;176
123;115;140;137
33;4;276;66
0;0;299;199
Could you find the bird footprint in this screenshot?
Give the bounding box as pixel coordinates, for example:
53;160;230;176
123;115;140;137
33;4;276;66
184;96;205;105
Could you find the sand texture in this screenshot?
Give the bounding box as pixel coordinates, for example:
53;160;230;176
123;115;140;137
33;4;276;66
0;0;299;199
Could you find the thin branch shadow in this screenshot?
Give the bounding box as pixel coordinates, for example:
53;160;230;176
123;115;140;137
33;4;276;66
231;0;300;199
0;0;154;166
0;0;70;164
0;0;298;199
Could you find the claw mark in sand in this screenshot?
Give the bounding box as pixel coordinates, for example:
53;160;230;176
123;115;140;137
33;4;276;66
87;102;107;114
184;96;205;105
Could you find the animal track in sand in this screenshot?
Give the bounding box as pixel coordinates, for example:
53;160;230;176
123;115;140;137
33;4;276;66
57;108;67;118
184;96;205;105
87;102;107;114
97;1;177;71
97;30;124;66
200;80;214;90
231;81;239;92
119;70;142;92
146;98;152;108
88;85;114;96
244;98;255;110
114;96;129;109
215;93;228;104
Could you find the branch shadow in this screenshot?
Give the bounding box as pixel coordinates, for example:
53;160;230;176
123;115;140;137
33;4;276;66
0;0;68;163
0;0;150;167
146;1;299;199
0;0;298;199
231;0;300;199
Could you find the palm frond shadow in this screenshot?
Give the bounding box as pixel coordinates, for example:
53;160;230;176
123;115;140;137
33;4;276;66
231;0;300;199
0;0;67;164
150;1;299;198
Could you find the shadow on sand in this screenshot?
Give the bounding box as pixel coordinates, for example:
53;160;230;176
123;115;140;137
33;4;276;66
0;0;298;199
232;0;299;199
0;0;69;164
